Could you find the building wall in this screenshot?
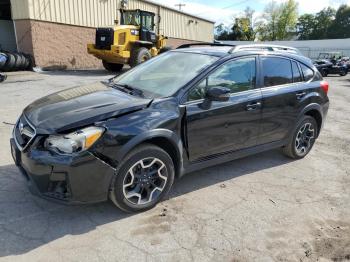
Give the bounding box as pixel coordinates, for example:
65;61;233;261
16;20;103;69
10;0;214;69
10;0;214;42
14;19;200;69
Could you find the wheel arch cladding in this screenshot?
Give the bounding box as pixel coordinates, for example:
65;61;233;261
116;129;184;178
143;137;181;178
305;109;322;137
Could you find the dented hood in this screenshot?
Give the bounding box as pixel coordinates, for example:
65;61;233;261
23;82;151;133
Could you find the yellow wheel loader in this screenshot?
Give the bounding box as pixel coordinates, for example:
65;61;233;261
87;9;171;72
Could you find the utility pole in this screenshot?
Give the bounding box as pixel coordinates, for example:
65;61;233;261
175;3;186;11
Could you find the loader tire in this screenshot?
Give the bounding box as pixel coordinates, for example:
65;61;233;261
129;47;151;67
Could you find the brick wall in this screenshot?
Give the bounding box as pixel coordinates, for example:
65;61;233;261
15;20;204;70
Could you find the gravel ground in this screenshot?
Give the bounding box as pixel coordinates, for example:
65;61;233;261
0;71;349;262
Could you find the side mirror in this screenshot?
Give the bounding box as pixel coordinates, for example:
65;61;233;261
206;86;230;102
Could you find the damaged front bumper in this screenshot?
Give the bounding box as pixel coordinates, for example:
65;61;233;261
10;138;115;204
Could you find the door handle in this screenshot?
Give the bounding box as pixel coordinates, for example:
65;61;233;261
296;92;306;99
246;102;261;111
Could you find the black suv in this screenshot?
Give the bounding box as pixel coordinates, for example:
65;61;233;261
10;44;329;212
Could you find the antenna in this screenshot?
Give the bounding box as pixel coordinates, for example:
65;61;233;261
175;3;186;11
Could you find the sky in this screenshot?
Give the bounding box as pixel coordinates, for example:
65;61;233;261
151;0;350;26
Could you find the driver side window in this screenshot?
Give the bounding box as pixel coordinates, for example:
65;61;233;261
188;57;256;101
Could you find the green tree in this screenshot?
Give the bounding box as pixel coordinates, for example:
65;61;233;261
329;5;350;38
276;0;298;39
215;23;231;40
312;7;336;39
256;0;298;41
297;14;316;40
215;6;256;41
231;17;255;40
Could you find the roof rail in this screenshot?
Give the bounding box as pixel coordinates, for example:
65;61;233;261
177;43;236;49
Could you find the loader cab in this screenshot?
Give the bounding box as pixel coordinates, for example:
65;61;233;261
120;9;157;43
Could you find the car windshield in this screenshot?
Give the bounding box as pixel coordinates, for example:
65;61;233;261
112;52;218;98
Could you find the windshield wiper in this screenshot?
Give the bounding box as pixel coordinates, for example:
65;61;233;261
110;83;145;98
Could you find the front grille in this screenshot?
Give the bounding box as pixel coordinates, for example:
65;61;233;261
13;114;36;150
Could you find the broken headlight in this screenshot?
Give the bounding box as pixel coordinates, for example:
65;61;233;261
45;126;105;154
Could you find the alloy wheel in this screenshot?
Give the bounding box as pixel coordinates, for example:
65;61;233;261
122;158;168;205
295;122;315;156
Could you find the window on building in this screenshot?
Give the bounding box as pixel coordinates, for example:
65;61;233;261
0;0;11;20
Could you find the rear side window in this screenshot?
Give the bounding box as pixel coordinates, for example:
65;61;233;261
300;64;314;81
292;61;302;82
262;57;293;87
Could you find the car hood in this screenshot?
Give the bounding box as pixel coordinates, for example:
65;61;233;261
23;82;152;133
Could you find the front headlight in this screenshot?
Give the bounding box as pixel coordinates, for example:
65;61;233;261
45;126;105;154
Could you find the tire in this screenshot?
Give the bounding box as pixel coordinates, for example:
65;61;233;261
0;53;7;70
129;47;151;67
24;53;34;70
320;69;328;77
282;115;318;159
110;144;175;213
18;53;27;70
22;55;30;70
0;74;6;83
13;53;25;71
3;53;16;72
339;69;347;76
102;61;124;72
159;46;172;54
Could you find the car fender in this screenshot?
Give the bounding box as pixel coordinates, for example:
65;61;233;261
116;128;184;173
298;103;324;120
283;103;324;141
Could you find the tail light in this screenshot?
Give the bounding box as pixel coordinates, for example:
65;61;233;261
320;80;329;94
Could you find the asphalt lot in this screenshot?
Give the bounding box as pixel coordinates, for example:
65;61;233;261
0;70;349;262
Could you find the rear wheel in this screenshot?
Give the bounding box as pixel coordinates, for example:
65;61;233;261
339;69;347;76
320;69;328;77
282;115;318;159
129;47;151;67
102;61;124;72
110;144;175;213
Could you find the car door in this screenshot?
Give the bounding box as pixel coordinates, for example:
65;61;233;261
258;55;308;145
183;56;262;161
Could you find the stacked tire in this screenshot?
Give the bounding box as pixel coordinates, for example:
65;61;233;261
0;52;33;72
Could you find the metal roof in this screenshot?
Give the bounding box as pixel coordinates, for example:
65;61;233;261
141;0;215;24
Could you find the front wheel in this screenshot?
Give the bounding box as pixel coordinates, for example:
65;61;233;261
282;116;318;159
110;144;175;213
129;47;152;67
